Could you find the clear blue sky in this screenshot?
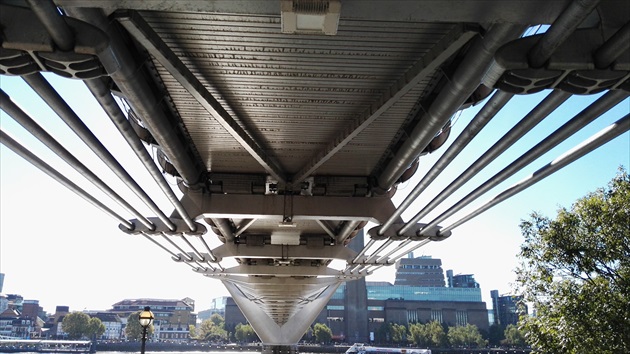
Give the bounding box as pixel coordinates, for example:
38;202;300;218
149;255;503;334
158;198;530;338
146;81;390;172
1;73;628;314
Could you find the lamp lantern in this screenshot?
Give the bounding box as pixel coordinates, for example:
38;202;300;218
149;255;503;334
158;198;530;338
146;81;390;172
139;306;154;327
138;306;154;354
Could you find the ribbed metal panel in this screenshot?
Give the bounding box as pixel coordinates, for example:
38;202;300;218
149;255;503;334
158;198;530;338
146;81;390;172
141;11;457;176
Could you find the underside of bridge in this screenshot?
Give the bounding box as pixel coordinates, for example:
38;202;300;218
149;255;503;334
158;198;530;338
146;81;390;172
1;0;629;348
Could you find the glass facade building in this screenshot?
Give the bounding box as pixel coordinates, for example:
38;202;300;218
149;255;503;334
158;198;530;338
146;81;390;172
394;256;445;287
490;290;526;326
333;282;482;302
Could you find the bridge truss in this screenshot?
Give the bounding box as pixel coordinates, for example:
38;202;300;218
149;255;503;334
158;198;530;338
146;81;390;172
1;0;629;350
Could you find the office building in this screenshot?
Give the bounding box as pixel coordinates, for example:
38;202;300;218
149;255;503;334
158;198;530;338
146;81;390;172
490;290;526;326
321;281;489;339
109;298;196;341
226;251;490;341
447;271;480;289
394;256;445;287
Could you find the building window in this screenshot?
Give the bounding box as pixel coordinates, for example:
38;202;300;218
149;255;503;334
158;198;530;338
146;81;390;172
407;310;419;323
431;310;442;323
326;305;344;310
456;310;468;327
367;306;384;311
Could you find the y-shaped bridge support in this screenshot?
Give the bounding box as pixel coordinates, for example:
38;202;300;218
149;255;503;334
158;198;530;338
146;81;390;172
223;276;341;347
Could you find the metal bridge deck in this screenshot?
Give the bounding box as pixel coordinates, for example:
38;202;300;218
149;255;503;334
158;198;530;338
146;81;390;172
1;0;629;347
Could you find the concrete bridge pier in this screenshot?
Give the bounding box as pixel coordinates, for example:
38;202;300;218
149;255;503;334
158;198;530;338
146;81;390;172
262;345;299;354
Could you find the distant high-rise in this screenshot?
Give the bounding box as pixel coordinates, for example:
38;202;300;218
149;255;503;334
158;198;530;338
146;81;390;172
0;273;4;292
451;273;480;288
394;256;445;287
490;290;526;326
343;230;368;344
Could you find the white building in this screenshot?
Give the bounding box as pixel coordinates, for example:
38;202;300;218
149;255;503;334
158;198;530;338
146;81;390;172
88;312;123;340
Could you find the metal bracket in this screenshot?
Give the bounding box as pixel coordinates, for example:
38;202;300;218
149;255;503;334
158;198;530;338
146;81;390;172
119;217;207;236
0;4;115;79
367;222;451;241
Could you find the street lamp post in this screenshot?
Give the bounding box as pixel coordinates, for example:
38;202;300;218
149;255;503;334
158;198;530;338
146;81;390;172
139;306;154;354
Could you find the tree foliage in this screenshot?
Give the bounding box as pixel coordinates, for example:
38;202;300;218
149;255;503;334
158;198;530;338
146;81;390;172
234;323;258;343
60;312;105;340
447;325;487;348
502;324;526;348
409;321;446;347
374;322;408;344
516;169;630;353
87;317;105;339
487;324;505;347
62;312;90;339
125;310;154;340
390;323;408;344
197;316;228;341
209;313;224;327
312;323;333;343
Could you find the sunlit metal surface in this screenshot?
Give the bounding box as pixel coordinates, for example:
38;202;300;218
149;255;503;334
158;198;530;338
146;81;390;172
1;0;629;348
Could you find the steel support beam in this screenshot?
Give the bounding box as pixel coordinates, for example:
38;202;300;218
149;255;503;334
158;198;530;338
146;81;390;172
595;22;630;69
203;265;341;277
24;73;176;231
223;275;341;288
64;7;206;186
211;243;356;262
179;193;400;223
85;78;199;232
422;90;628;233
55;0;582;25
292;25;477;183
444;113;630;232
376;23;525;191
378;90;514;234
528;0;601;68
0;131;133;229
401;90;571;233
26;0;75;51
117;11;286;183
0;88;154;229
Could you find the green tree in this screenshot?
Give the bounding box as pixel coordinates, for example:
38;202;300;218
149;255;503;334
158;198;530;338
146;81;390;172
426;321;447;347
408;323;429;347
125;310;154;340
197;318;228;341
61;312;90;339
374;322;407;344
234;323;258;343
409;321;446;348
390;323;407;344
487;324;505;347
86;317;105;339
447;325;486;348
312;323;333;343
210;313;225;327
516;169;630;354
502;324;526;348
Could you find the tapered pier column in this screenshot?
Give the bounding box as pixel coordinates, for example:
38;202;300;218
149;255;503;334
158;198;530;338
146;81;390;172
262;345;299;354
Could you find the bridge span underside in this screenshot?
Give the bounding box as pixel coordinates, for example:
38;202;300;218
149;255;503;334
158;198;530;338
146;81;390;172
1;0;629;349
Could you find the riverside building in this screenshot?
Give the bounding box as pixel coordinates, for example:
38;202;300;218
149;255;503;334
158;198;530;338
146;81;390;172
109;298;196;341
490;291;526;326
225;233;489;342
